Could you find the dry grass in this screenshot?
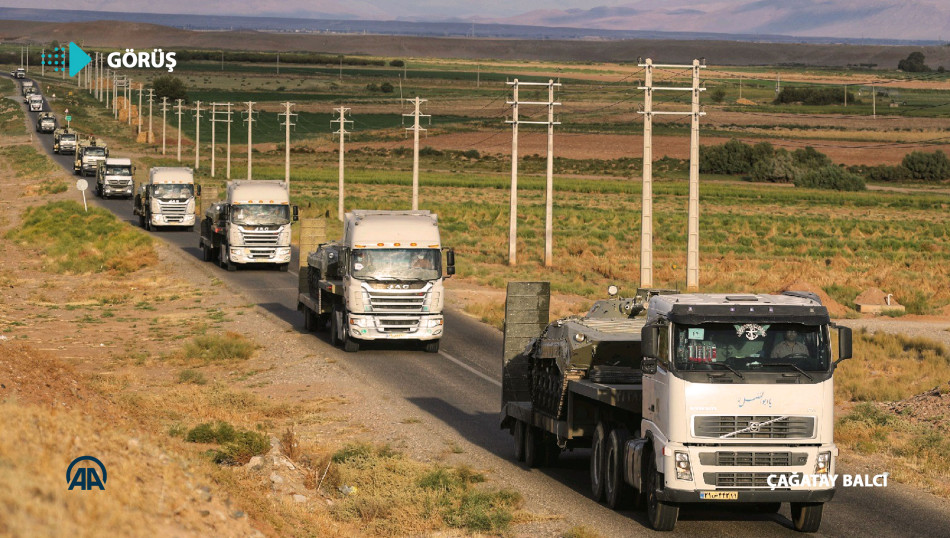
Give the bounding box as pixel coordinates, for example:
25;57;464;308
836;329;950;402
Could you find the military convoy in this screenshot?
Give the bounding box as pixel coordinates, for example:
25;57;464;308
500;283;853;532
74;138;109;176
53;128;78;154
298;210;455;353
95;158;135;199
133;167;199;230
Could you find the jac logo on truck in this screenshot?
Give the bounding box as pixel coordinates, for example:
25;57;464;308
388;284;410;289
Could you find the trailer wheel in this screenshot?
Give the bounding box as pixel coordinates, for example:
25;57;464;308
645;449;679;531
524;426;544;468
201;243;212;262
316;313;330;332
590;422;608;502
512;421;526;462
303;308;317;331
330;307;341;347
790;502;823;533
605;427;630;509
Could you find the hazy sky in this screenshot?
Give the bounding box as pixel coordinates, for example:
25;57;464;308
2;0;644;20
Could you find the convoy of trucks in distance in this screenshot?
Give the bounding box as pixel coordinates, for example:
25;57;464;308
95;158;135;199
35;112;56;133
133;167;199;230
73;138;108;176
20;80;33;96
53;128;77;154
13;67;25;78
501;283;853;533
199;180;297;271
298;210;455;353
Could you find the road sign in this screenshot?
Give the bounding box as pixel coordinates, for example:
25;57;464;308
76;179;88;191
65;115;72;121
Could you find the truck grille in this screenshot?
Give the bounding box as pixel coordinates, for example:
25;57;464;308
699;451;808;467
376;317;420;332
693;416;815;439
159;202;188;223
704;472;793;488
106;179;132;187
241;230;280;247
366;289;427;313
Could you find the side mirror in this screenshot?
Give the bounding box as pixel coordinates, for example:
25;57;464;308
292;205;299;222
834;326;853;368
641;357;658;375
641;326;659;358
445;248;455;276
195;184;202;197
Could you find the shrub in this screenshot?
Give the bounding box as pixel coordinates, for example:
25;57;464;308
902;150;950;182
794;165;866;191
389;59;405;67
851;164;911;182
185;421;237;444
750;149;800;183
700;139;754;174
178;332;256;363
379;82;394;93
709;87;726;103
774;86;856;106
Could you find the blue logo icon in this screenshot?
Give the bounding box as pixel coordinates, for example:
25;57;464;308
41;46;67;73
68;42;91;77
66;455;107;490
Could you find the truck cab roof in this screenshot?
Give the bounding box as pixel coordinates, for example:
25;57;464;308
226;180;290;204
344;210;440;247
148;167;194;184
647;292;829;325
103;157;133;167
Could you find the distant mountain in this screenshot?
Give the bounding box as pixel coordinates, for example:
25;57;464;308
498;0;950;42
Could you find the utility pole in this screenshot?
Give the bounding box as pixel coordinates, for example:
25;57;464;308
276;52;279;75
126;80;132;125
244;102;256;180
41;48;44;76
210;102;217;177
507;79;520;266
844;84;847;107
147;88;154;143
638;58;706;290
872;85;876;118
278;102;297;185
225;103;232;179
476;64;480;87
403;97;429;211
739;74;742;100
105;69;110;109
331;106;352;221
505;79;561;266
193;100;202;170
137;83;143;135
175;99;184;162
160;97;168;155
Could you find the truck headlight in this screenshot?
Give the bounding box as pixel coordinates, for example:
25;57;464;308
426;318;444;328
348;316;370;328
675;451;693;481
815;452;831;475
278;227;291;245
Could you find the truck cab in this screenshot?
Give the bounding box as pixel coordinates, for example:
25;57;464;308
53;128;77;155
95;157;135;199
28;93;43;112
74;138;108;176
35;113;56;133
199;180;296;271
14;68;25;79
134;167;199;230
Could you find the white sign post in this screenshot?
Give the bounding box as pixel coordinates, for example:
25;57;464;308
76;179;88;211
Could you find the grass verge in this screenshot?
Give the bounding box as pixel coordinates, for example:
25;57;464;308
5;200;156;274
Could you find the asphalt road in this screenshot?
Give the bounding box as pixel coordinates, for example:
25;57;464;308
11;74;950;536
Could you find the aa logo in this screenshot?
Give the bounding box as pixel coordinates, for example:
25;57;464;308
66;456;107;491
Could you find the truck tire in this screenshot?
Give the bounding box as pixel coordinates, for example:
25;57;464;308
138;213;146;230
590;422;608;502
330;307;341;347
303;308;317;331
278;263;289;272
201;243;212;262
524;426;544;468
343;332;360;353
424;340;440;353
790;502;823;533
605;427;630;509
645;449;679;531
513;421;526;462
219;243;235;271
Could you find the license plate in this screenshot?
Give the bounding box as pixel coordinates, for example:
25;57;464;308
699;491;738;500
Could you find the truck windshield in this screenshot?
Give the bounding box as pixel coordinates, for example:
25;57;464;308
105;166;132;176
351;248;441;281
230;204;290;226
85;147;106;157
152;184;194;200
672;323;830;373
61;134;76;141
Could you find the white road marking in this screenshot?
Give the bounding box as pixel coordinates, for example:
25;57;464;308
439;350;501;387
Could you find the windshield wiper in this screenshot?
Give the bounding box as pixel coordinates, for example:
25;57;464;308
767;363;814;381
706;362;744;379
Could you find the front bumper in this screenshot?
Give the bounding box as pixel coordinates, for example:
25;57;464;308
228;246;291;264
347;314;443;341
658;487;835;503
151;213;196;227
103;184;133;196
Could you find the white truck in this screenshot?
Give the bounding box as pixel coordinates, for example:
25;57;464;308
133;167;200;230
199;180;297;271
95;157;135;199
502;285;854;533
28;93;43;112
14;68;25;79
298;210;455;353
